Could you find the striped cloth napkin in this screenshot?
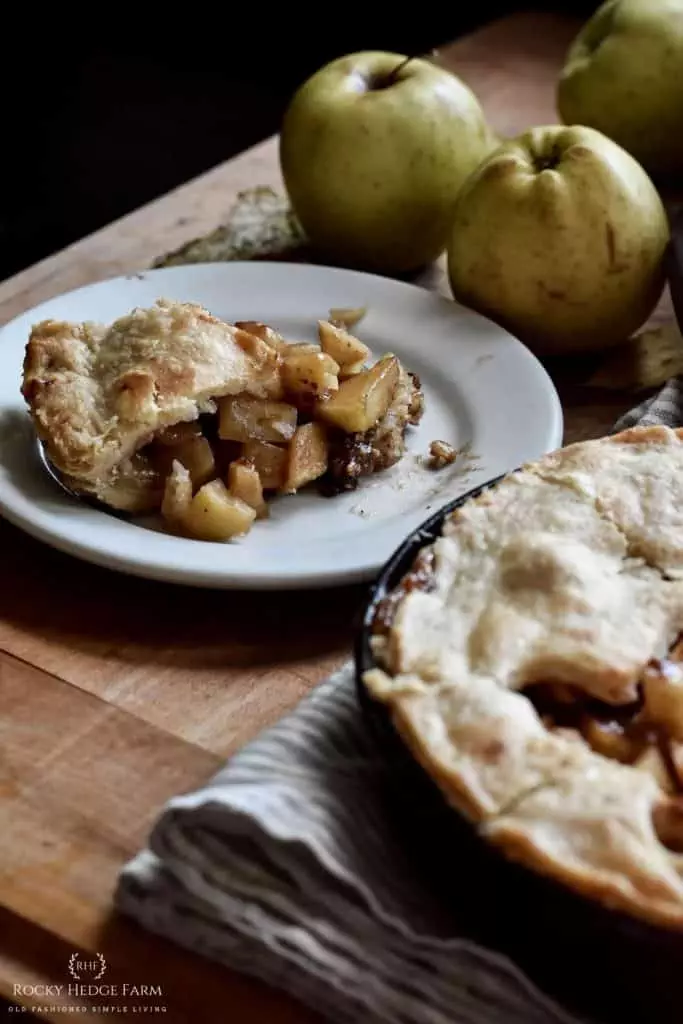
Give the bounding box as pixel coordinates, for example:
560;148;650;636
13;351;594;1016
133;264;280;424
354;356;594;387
115;377;683;1024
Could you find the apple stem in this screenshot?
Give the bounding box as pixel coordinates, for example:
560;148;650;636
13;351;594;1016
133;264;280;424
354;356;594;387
373;50;437;90
383;55;414;86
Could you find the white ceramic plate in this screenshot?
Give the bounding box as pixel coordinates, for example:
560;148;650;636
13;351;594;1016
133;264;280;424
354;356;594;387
0;261;563;589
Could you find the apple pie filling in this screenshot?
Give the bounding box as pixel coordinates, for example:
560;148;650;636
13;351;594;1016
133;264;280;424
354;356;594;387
373;548;437;634
22;300;424;542
522;643;683;851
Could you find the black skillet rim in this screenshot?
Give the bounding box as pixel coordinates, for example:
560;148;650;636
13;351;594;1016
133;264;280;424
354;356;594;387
353;474;504;735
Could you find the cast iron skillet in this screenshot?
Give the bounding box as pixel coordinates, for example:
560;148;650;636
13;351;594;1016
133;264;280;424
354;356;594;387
353;479;683;1024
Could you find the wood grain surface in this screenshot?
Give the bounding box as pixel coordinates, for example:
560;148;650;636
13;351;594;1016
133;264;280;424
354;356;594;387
0;11;673;1023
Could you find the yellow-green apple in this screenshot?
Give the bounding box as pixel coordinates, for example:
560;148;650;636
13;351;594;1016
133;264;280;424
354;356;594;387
447;125;669;356
279;51;498;274
557;0;683;180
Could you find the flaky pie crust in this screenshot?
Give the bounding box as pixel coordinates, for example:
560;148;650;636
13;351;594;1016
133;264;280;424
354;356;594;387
21;298;280;486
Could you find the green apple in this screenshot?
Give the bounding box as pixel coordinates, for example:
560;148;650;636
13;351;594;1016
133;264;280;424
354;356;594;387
557;0;683;180
447;125;669;356
279;51;498;274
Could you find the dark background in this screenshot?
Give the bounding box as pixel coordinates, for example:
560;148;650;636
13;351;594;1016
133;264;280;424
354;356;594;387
1;2;598;282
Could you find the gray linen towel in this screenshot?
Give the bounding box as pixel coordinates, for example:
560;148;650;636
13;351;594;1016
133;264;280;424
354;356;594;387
115;377;683;1024
612;375;683;431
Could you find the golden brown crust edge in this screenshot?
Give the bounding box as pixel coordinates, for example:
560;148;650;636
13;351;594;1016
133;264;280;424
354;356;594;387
21;300;280;483
380;680;683;932
483;823;683;932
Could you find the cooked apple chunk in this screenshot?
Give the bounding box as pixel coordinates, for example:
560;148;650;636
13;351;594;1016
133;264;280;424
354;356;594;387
154;421;204;446
338;358;367;380
316;355;399;433
242;439;289;490
218;395;298;444
152;433;217;488
181;479;256;541
318;320;370;370
283;423;329;493
228;458;268;517
161;460;193;527
178;436;216;487
281;349;339;403
328;306;367;329
234;320;286;352
288;342;321;355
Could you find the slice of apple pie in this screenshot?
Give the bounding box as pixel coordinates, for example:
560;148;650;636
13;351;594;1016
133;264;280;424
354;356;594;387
22;299;424;540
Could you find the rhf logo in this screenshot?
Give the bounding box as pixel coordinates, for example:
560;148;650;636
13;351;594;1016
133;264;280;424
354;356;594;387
68;952;107;982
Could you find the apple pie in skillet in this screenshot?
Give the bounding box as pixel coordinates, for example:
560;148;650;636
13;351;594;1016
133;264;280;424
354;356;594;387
362;425;683;934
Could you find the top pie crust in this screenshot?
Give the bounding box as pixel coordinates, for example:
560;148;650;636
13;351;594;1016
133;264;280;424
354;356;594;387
22;298;280;485
365;426;683;930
